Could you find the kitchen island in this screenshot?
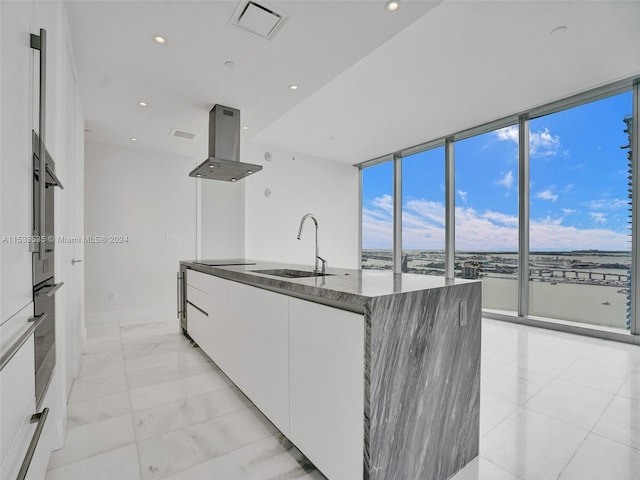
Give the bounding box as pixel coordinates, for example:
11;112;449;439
178;260;481;480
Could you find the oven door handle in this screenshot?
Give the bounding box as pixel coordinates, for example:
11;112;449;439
45;163;64;189
0;314;47;372
36;282;64;298
16;408;49;480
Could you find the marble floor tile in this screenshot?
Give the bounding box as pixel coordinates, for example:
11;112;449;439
124;348;209;374
123;339;194;360
514;348;579;377
68;373;129;403
524;378;614;430
481;365;554;405
49;315;640;480
137;407;277;479
67;391;132;429
160;435;326;480
558;433;640;480
126;358;218;390
84;338;123;354
129;371;232;411
45;444;140;480
133;386;252;441
617;372;640;400
558;356;631;394
479;392;518;436
86;322;121;339
592;395;640;450
480;408;588;480
449;456;522;480
78;350;126;379
479;357;510;381
120;320;180;341
48;414;136;469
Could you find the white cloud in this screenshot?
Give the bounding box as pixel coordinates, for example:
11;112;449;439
589;212;607;223
458;190;468;204
481;210;519;227
405;199;445;226
530;128;561;158
586;198;628;210
536;190;558;202
495;126;562;158
497;170;514;189
363;197;630;251
561;208;576;214
496;125;518;142
371;194;393;213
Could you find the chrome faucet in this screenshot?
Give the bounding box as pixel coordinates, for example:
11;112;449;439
297;213;327;274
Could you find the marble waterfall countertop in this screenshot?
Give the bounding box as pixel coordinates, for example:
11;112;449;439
180;259;476;312
180;259;482;479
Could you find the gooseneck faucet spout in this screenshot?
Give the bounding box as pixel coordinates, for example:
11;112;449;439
297;213;326;273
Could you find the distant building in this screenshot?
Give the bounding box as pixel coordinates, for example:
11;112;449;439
461;262;480;279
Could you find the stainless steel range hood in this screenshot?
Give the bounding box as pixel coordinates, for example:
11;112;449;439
189;105;262;182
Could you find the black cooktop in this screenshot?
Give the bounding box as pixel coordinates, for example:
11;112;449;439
193;259;257;266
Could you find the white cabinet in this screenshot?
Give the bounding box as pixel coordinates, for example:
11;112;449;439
0;303;36;479
184;270;366;479
226;281;289;435
186;271;290;434
289;298;365;480
0;0;36;324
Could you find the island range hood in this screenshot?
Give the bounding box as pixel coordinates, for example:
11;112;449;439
189;104;262;182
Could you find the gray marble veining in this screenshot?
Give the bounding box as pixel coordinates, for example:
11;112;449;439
366;283;481;480
180;259;481;480
181;260;475;312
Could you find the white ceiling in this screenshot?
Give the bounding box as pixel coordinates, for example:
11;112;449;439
66;0;640;166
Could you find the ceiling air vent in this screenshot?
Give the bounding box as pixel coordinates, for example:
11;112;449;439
229;0;288;40
170;129;197;140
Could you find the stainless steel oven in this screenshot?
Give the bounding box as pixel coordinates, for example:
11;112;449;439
32;131;63;407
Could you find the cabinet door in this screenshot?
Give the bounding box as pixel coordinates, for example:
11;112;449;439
230;281;289;435
0;0;35;323
289;298;365;480
0;304;36;477
204;276;290;434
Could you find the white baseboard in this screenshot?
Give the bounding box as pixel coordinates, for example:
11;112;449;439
85;307;176;326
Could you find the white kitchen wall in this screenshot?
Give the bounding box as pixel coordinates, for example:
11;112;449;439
243;143;359;269
84;142;196;324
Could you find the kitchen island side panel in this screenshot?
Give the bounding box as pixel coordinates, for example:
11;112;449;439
367;282;481;480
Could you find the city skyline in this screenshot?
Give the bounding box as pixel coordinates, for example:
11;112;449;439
363;91;633;252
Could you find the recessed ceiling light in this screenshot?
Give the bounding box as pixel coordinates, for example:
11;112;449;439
242;126;249;130
289;84;299;91
153;35;166;45
385;1;400;12
130;137;137;142
231;178;237;182
247;170;252;174
224;60;235;68
550;25;568;35
138;101;148;107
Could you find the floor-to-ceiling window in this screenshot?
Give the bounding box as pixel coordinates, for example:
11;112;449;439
358;80;637;338
401;147;445;275
455;126;519;312
528;91;633;330
361;160;394;270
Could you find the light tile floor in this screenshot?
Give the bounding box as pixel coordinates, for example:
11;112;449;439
45;318;640;480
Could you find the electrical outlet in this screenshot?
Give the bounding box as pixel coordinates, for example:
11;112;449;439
166;234;181;243
459;301;468;327
109;291;118;301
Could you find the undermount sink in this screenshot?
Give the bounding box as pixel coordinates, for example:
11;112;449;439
251;268;334;279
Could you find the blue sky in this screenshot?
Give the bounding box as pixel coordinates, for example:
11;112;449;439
363;91;633;251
